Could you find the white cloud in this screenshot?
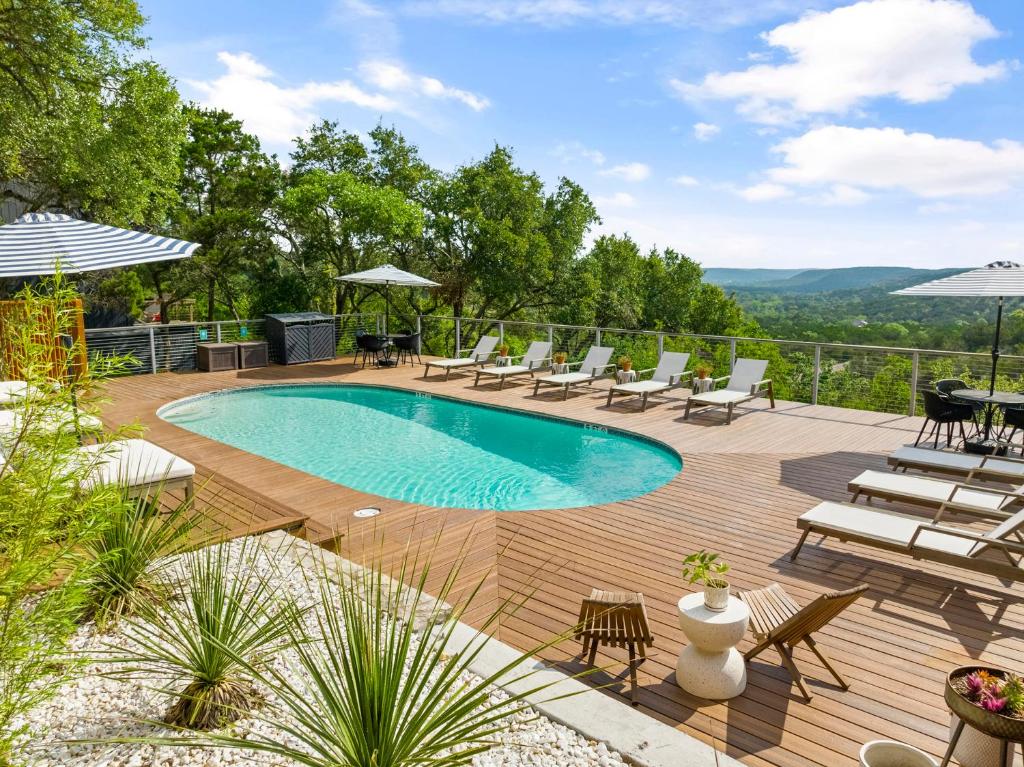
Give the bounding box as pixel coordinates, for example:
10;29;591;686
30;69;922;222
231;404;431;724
599;162;651;182
187;52;397;145
810;184;872;206
767;126;1024;198
359;60;490;111
594;192;636;208
551;141;606;166
693;122;720;141
918;201;967;215
672;0;1007;124
399;0;836;28
737;183;792;202
672;175;700;187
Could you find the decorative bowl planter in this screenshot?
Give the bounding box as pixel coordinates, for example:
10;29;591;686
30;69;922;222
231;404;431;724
945;666;1024;742
859;740;937;767
703;583;730;612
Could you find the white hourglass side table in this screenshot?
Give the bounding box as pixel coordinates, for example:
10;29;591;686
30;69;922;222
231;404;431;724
674;592;749;700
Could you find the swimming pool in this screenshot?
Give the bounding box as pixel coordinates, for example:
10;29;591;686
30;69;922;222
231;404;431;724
158;385;681;511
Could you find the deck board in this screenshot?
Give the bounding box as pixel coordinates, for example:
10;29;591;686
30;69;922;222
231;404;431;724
96;358;1024;767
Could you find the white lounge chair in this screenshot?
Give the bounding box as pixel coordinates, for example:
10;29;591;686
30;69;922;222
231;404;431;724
0;406;102;437
77;439;196;501
474;341;552;390
0;381;37;407
792;501;1024;581
605;351;691;411
532;346;614;400
421;336;499;380
887;446;1024;485
848;469;1021;521
683;358;774;425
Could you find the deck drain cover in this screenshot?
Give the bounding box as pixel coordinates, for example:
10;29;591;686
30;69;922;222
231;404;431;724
353;507;381;518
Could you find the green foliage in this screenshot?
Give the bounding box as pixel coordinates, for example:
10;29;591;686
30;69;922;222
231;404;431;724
681;550;730;589
79;491;196;630
110;540;299;730
0;275;131;764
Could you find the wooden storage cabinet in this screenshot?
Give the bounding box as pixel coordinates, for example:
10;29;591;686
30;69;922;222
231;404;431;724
236;341;268;369
197;342;238;372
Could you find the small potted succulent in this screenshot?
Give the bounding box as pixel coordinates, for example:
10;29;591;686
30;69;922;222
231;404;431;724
681;550;731;611
695;363;713;380
693;363;714;393
552;351;569;374
497;343;511;366
618;355;633;372
945;666;1024;755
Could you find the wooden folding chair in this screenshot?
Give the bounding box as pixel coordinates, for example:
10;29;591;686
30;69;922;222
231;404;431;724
738;582;867;701
575;589;654;705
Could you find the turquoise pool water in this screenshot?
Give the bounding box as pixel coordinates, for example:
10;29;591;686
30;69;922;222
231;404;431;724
158;385;680;511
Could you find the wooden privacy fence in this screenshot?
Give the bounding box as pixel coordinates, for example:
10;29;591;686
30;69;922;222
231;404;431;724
0;298;87;381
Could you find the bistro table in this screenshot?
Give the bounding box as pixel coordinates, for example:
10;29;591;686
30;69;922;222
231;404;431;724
951;388;1024;445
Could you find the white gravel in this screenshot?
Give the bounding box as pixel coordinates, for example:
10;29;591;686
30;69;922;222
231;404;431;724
11;536;630;767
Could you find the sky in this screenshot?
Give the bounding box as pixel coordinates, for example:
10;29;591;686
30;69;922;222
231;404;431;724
140;0;1024;270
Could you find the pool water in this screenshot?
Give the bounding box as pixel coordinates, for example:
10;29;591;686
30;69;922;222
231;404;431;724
158;385;681;511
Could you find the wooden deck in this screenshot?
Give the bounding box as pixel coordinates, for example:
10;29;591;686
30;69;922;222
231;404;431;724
97;359;1024;767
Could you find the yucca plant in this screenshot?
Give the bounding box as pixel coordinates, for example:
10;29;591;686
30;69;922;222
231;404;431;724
80;486;197;630
110;539;301;730
136;532;586;765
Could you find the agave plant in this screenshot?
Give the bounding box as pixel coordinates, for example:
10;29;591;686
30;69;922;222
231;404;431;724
112;539;300;730
138;533;585;765
80;484;196;629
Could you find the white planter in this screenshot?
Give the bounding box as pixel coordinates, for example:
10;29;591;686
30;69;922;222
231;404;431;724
703;582;730;612
693;377;713;394
859;740;937;767
495;355;512;367
552;363;569;374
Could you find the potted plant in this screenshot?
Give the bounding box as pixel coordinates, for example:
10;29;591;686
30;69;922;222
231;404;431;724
681;550;731;611
944;665;1024;763
552;351;568;374
497;343;511;366
695;363;713;380
618;355;632;372
693;363;714;394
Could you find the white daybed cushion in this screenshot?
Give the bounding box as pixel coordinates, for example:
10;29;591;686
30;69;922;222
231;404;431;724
0;381;36;406
79;439;194;489
539;372;592;385
428;357;479;369
479;364;531;377
850;469;1011;513
0;407;102;436
889;446;1024;478
800;501;976;556
688;388;752;405
612;379;672;394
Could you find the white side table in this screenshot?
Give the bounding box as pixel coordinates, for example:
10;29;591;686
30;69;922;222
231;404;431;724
551;362;570;374
692;377;714;394
495;355;512;367
616;369;637;385
675;592;749;699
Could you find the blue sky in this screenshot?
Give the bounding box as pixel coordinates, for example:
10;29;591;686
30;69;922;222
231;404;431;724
141;0;1024;270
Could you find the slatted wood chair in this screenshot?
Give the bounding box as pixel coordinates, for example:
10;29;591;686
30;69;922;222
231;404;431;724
575;589;654;705
738;582;867;702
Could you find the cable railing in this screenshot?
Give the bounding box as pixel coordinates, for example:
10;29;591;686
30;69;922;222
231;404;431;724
85;312;1024;418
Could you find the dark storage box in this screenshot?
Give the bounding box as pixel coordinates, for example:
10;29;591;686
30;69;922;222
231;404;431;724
264;313;336;364
236;340;268;369
197;342;238;372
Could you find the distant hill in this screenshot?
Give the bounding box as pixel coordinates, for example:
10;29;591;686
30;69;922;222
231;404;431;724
703;266;967;294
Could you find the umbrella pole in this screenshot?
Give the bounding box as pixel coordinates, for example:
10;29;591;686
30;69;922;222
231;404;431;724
385;282;390;336
990;296;1004;397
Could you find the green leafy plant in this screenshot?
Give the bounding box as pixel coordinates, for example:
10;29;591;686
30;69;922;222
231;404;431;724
79;487;197;630
110;539;300;730
695;363;713;380
681;550;730;589
553;351;567;365
618;355;632;371
134;533;587;766
498;343;510;357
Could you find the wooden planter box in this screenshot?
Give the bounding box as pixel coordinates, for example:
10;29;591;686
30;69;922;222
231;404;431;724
197;343;238;372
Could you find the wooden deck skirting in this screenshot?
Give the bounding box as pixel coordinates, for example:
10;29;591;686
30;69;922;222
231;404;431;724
97;359;1024;767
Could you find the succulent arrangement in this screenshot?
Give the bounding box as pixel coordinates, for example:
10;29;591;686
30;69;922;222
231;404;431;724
498;343;510;357
963;669;1024;717
553;351;568;364
695;363;713;380
618;355;632;371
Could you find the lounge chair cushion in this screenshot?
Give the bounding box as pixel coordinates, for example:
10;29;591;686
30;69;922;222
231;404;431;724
540;372;593;385
78;439;195;489
889;446;1024;479
613;379;674;394
850;469;1013;513
479;364;532;377
0;381;37;406
800;502;977;556
427;357;479;369
0;407;102;436
688;388;754;405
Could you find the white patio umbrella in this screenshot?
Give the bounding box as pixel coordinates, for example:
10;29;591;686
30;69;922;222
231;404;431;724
0;212;200;277
337;264;439;335
893;261;1024;395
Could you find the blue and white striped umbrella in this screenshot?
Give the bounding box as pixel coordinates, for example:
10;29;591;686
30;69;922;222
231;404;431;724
0;212;200;278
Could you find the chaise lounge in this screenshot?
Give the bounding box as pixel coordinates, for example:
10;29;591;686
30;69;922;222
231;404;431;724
532;346;614;400
78;438;196;501
792;501;1024;581
683;358;774;425
421;335;499;380
847;469;1022;521
887;445;1024;485
474;340;552;390
605;351;691;411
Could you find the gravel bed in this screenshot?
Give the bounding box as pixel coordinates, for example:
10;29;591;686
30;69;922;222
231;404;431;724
12;536;629;767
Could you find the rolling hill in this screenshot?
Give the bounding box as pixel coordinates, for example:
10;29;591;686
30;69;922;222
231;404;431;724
702;266;966;294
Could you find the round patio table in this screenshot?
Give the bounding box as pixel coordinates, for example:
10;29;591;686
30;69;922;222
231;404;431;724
951;388;1024;442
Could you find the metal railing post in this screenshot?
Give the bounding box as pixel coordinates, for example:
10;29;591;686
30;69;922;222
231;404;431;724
498;322;504;345
547;324;554;346
811;345;821;405
216;322;222;343
416;315;422;354
657;333;664;358
148;326;157;374
455;317;461;357
595;327;602;346
730;339;737;372
909;352;920;417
